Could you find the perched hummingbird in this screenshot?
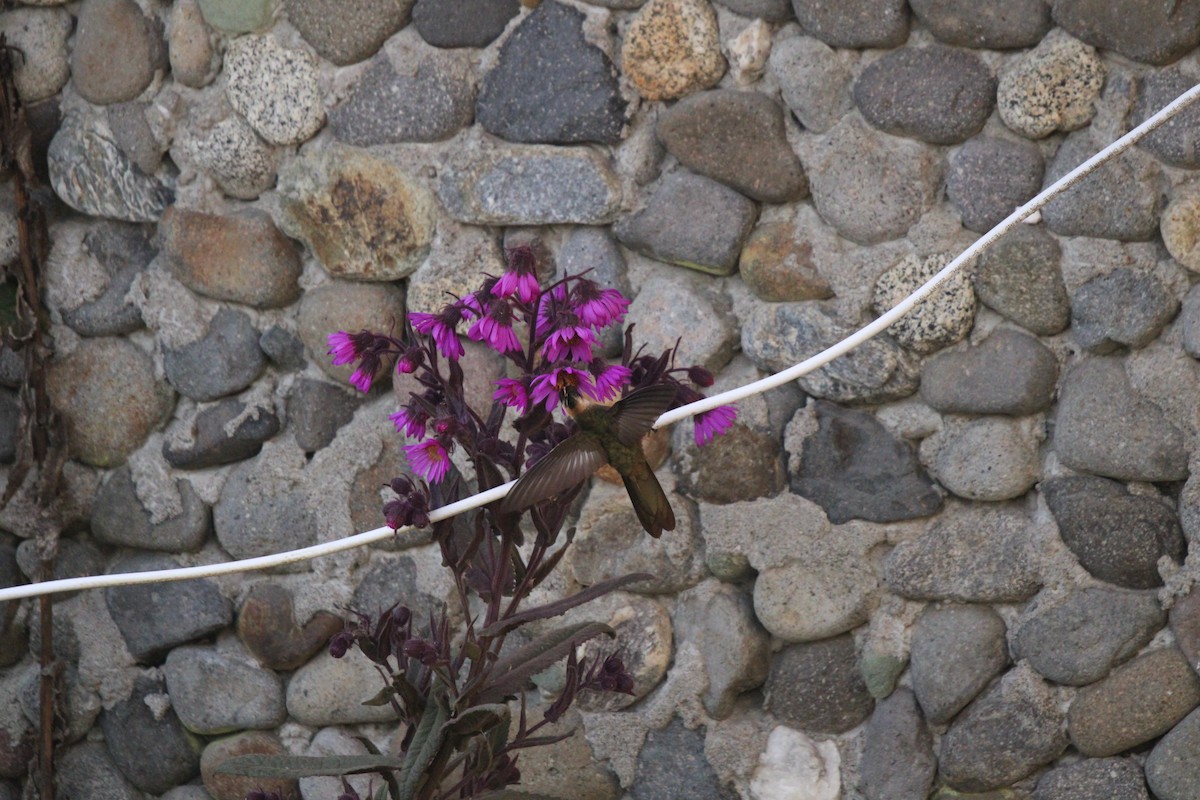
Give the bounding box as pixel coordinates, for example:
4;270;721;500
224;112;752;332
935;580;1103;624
500;383;677;537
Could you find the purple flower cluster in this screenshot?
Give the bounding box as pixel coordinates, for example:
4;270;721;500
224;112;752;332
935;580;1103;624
326;244;737;496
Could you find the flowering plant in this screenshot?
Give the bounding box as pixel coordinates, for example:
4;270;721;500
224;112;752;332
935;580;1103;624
220;245;735;800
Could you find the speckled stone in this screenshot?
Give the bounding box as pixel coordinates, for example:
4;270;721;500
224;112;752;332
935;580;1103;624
939;665;1068;792
224;34;324;145
162;397;281;469
1014;587;1165;686
45;337;174;467
998;30;1105;139
0;7;72;102
329;37;475;146
714;0;792;20
674;581;770;718
1054;359;1189;482
788;400;941;524
106;101;163;176
971;225;1070;335
753;543;877;642
105;552;232;662
162;308;266;402
164;645;287;734
884;503;1041;602
1134;67;1200;169
1043;475;1184;590
438;138;623;225
858;688;936;800
168;0;219;88
854;45;995;145
72;0;162;105
284;0;410;65
185;116;279;200
411;0;519;48
15;538;104;595
765;634;874;733
767;34;852;134
297;281;406;388
159;207;302;309
55;744;143;800
657;90;805;203
909;604;1008;725
287;378;361;452
738;221;833;302
100;674;200;793
910;0;1050;48
91;465;211;551
947;135;1044;232
805;118;942;245
196;0;275;33
621;0;726;102
929;417;1040;502
286;649;400;725
1068;647;1200;757
1052;0;1200;65
631;717;736;800
614;170;758;276
743;302;920;404
1147;706;1200;800
872;253;976;354
1035;758;1151;800
213;452;321;564
791;0;908;47
1043;129;1163;241
920;328;1058;415
48;114;174;222
236;583;343;671
57;221;156;337
477;2;626;145
625;274;738;373
1163;191;1200;273
1171;589;1200;673
278;147;436;281
1071;268;1178;353
200;732;297;800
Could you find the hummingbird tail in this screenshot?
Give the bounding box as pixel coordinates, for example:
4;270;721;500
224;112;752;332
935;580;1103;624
622;463;676;538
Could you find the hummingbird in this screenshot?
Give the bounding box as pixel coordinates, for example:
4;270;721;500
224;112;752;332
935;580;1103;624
500;383;677;537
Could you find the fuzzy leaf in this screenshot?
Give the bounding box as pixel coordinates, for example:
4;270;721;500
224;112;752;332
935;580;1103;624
398;684;451;800
478;574;652;638
214;754;405;779
479;621;614;703
443;703;510;738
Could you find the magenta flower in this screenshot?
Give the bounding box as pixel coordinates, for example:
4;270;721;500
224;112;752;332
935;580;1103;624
493;378;531;412
531;367;596;411
536;283;569;331
405;439;451;483
574;284;630;328
389;406;429;439
327;331;370;366
493;270;541;304
543;325;596;363
468;303;521;354
410;306;466;360
592;363;631;401
694;405;737;446
348;365;376;393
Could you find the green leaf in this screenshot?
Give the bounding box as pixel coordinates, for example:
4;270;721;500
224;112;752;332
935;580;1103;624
214;754;405;779
479;621;614;703
478;573;653;638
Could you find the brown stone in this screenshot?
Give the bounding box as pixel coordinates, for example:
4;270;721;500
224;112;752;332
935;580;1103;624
46;338;174;467
297;282;406;389
200;731;297;800
1068;647;1200;757
622;0;726;101
237;583;344;671
738;222;834;302
675;423;785;504
72;0;163;105
160;207;302;308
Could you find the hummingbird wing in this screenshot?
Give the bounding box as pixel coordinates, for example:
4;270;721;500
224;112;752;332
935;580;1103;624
610;384;678;447
500;434;608;513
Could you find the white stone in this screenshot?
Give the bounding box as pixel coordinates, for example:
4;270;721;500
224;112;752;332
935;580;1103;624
749;726;840;800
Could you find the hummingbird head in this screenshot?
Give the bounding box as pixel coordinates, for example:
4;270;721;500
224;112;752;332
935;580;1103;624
559;384;591;415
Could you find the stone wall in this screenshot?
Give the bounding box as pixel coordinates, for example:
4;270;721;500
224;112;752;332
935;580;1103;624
3;0;1200;798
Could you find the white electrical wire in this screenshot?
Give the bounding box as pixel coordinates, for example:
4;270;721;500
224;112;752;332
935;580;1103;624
3;82;1199;604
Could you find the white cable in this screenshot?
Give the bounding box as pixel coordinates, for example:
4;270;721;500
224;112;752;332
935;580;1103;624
3;82;1199;604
